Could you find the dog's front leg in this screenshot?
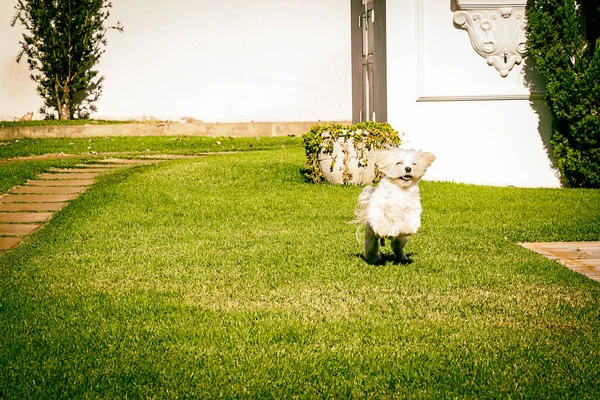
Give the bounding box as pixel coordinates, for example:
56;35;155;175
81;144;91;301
364;222;382;264
391;235;410;263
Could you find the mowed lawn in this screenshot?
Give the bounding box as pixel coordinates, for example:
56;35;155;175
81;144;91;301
1;148;599;398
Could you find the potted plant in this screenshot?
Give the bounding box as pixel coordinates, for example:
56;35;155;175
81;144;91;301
302;121;402;184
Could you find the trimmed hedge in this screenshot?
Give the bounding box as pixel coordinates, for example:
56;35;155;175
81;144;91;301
526;0;600;188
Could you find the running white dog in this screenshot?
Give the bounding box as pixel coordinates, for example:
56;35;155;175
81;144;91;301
354;148;436;264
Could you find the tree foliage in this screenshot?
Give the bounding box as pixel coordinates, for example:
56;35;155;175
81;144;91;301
526;0;600;188
11;0;123;120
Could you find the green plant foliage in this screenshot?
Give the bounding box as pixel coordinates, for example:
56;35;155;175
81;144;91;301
302;121;401;184
526;0;600;188
11;0;123;120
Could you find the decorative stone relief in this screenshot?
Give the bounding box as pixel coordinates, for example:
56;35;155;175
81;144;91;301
453;0;527;77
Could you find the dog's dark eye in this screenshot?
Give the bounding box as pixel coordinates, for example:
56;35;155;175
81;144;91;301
396;161;403;165
412;162;417;166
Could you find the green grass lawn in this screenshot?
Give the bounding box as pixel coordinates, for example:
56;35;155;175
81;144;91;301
0;135;301;160
1;147;599;398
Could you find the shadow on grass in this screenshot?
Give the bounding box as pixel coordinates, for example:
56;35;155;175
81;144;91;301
352;252;415;266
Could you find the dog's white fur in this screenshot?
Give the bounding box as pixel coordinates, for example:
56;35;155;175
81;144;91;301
353;148;435;264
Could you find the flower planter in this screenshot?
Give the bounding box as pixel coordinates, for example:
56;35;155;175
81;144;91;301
302;122;401;185
318;136;376;185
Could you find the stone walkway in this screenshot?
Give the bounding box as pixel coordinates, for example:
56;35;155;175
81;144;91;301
520;242;600;283
0;158;172;253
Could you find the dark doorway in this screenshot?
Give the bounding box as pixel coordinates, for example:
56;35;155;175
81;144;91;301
351;0;387;123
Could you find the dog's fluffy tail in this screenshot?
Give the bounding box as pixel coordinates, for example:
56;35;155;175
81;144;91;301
352;185;374;224
349;185;375;243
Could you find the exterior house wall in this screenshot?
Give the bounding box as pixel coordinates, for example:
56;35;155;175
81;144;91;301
0;0;352;122
385;0;560;187
0;0;561;187
0;4;44;120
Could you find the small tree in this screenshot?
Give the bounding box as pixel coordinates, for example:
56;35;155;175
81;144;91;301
526;0;600;188
11;0;123;120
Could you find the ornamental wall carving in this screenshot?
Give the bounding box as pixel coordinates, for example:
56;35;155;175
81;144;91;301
453;0;527;77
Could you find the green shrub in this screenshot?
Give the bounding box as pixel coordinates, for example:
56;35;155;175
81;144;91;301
526;0;600;188
301;121;401;184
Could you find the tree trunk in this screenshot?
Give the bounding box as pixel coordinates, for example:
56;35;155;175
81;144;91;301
59;106;70;120
59;97;71;120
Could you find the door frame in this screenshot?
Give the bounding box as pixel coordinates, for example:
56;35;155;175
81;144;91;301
351;0;388;123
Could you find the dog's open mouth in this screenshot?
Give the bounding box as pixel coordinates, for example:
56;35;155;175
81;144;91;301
399;174;412;181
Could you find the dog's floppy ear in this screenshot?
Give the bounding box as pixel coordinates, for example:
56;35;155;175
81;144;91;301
373;150;397;173
419;152;436;168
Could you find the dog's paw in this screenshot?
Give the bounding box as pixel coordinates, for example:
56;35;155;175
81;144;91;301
364;253;383;265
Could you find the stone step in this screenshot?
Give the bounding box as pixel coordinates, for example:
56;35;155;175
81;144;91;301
0;194;79;203
0;202;68;212
0;224;42;236
102;159;159;164
37;173;100;180
76;164;122;169
48;168;113;173
140;155;201;160
0;212;53;223
0;237;23;250
11;186;86;194
520;241;600;283
28;179;94;186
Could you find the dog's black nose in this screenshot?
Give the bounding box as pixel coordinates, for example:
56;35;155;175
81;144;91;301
405;166;412;173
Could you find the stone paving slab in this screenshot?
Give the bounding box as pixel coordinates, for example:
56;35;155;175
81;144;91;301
0;212;53;223
0;224;42;236
0;202;68;211
76;164;122;169
541;242;598;249
0;194;79;203
37;172;100;180
102;159;158;164
11;186;86;194
139;155;203;160
520;241;600;283
49;168;113;173
0;237;23;250
586;259;600;267
28;179;94;186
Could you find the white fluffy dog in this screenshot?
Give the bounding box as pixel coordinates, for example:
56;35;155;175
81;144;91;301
354;148;436;264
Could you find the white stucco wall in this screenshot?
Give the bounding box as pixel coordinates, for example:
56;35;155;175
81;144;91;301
0;0;352;122
0;4;44;121
385;0;560;187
